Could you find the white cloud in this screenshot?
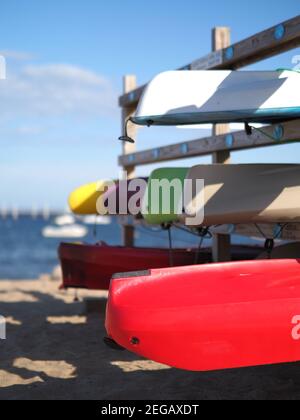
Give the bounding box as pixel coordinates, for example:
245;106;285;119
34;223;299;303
23;64;107;86
0;50;34;61
16;125;43;135
0;62;118;120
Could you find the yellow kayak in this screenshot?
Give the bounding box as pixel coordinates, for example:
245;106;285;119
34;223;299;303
68;181;110;215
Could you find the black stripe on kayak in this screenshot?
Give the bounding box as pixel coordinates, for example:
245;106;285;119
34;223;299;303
112;270;151;280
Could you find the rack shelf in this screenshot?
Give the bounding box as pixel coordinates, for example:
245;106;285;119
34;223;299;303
118;15;300;256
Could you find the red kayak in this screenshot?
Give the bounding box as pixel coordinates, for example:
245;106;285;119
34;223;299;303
106;259;300;371
59;242;200;290
59;242;262;290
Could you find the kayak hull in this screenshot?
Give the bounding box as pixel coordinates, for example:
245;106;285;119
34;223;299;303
183;164;300;226
59;243;261;290
133;70;300;126
68;181;109;215
141;164;300;226
106;259;300;371
69;179;148;216
59;243;200;290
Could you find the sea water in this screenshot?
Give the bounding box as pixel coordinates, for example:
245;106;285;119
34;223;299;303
0;215;260;280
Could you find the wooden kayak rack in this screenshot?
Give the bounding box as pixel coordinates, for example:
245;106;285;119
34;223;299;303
119;15;300;261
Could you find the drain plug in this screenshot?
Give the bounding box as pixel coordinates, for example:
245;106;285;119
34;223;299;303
130;337;140;345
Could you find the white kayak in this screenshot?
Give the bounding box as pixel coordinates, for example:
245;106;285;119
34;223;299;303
182;164;300;226
132;70;300;126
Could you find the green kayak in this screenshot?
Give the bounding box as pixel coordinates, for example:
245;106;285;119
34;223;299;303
142;168;188;225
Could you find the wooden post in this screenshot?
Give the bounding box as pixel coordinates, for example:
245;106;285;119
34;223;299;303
212;27;232;262
122;75;138;247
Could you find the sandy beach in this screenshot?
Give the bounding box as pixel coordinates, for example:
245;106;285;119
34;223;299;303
1;276;300;400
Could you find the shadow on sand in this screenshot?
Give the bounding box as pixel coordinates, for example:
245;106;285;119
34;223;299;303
0;286;300;400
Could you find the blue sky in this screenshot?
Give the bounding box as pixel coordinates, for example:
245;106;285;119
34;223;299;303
0;0;299;210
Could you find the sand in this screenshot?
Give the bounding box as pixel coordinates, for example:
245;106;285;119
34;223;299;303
1;277;300;400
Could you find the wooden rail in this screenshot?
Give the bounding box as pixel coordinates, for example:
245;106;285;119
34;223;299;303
119;119;300;167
